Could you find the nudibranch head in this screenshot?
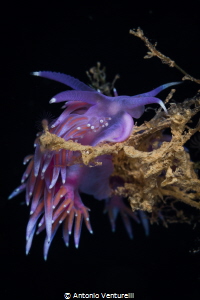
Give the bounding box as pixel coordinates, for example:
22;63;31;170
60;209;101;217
32;71;179;144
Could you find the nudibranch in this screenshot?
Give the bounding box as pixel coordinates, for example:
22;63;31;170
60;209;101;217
9;71;179;259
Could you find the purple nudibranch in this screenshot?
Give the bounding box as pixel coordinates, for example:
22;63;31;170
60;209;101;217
8;71;180;259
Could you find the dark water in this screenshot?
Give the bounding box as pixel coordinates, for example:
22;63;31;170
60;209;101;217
1;2;200;299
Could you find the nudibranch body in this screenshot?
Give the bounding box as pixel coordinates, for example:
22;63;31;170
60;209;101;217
9;71;179;259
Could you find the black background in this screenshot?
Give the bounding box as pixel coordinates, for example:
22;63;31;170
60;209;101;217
1;1;200;299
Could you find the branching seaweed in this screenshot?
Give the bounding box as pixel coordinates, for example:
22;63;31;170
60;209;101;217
129;27;200;84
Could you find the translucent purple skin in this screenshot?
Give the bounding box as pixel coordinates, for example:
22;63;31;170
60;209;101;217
8;71;179;259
